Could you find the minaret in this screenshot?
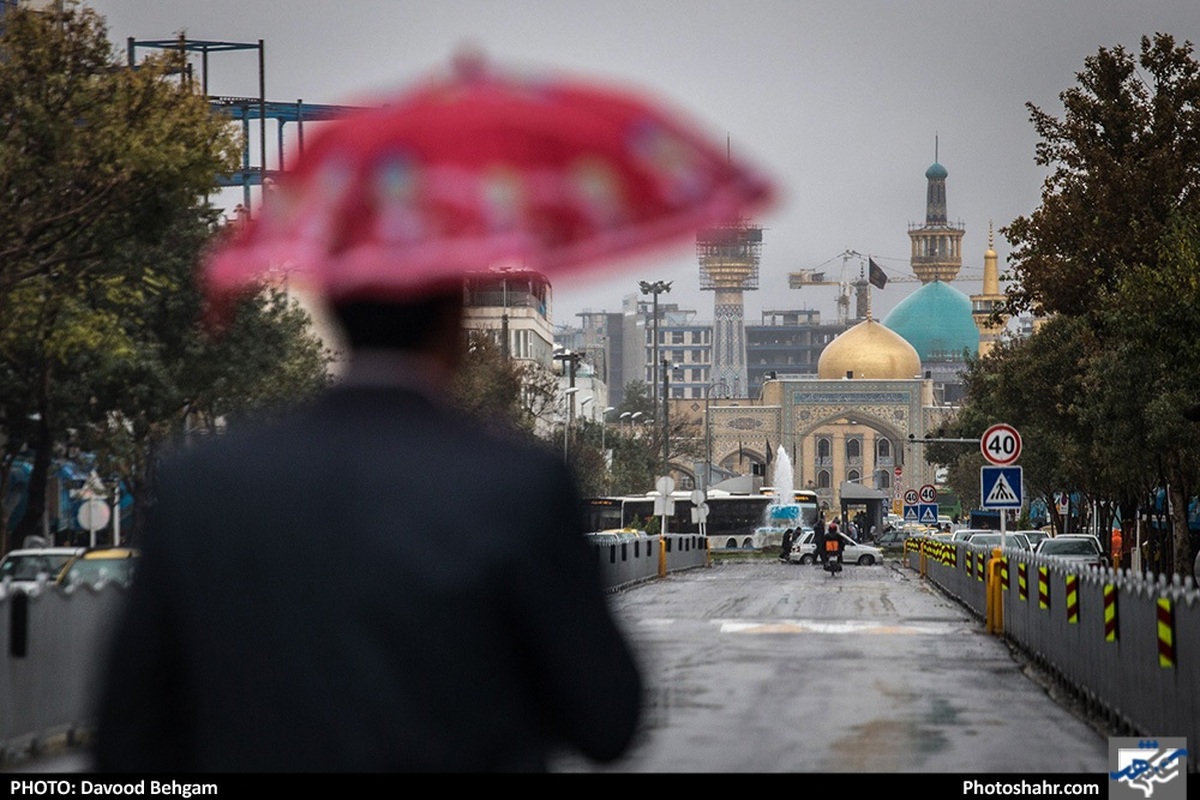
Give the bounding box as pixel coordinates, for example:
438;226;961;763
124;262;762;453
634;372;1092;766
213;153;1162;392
697;219;762;397
971;222;1009;355
908;139;965;284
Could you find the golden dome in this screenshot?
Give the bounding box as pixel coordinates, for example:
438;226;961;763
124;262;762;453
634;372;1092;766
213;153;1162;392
817;318;922;380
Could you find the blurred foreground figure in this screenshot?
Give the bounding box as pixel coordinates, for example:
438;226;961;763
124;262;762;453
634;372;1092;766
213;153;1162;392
95;290;643;771
96;53;776;772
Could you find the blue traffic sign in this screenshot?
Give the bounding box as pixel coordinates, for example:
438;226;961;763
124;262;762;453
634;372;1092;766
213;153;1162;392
903;504;919;522
919;503;939;524
980;466;1023;509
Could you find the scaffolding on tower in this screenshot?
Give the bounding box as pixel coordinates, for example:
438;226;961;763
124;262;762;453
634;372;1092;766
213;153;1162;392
697;218;762;398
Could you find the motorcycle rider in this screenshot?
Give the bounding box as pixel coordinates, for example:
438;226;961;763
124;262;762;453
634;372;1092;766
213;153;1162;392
821;520;843;573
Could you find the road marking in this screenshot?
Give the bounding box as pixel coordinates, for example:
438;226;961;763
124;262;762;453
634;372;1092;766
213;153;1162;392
716;619;968;635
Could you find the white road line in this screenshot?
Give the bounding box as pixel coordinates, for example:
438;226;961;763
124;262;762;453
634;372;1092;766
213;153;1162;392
715;619;969;634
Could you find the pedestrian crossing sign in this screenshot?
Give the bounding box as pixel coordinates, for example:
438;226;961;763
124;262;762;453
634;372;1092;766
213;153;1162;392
919;504;939;524
980;466;1023;509
903;505;919;522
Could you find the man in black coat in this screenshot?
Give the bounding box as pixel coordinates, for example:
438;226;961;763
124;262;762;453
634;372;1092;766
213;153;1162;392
94;292;643;772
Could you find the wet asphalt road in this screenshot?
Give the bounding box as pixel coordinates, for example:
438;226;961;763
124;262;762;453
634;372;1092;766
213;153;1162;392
551;557;1110;774
12;556;1110;775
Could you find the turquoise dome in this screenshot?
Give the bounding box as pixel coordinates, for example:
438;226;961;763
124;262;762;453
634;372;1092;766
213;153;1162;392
925;161;948;180
882;280;979;362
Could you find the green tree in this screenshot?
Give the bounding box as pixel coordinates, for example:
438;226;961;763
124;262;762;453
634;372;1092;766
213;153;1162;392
960;33;1200;575
449;332;559;436
615;380;654;420
0;3;240;545
1082;215;1200;575
1003;33;1200;318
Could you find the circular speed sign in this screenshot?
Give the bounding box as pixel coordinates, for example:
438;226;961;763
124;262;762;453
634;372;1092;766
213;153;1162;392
981;423;1022;466
919;484;937;503
903;489;919;505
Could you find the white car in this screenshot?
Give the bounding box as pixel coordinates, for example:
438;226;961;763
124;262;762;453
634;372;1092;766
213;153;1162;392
0;547;87;594
964;531;1032;551
789;530;883;566
951;528;994;543
1033;534;1108;568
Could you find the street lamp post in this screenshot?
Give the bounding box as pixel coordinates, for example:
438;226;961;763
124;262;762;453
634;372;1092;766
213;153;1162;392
562;387;581;462
661;357;673;479
703;380;729;493
553;348;584;458
600;405;615;463
639;280;672;426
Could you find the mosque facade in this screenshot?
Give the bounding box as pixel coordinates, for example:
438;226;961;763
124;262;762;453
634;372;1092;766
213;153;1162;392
700;154;980;517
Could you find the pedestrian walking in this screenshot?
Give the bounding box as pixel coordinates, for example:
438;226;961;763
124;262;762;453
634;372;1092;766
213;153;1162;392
93;53;775;773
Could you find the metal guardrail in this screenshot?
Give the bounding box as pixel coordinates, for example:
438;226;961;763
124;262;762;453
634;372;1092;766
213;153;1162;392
1;581;127;764
905;536;1199;759
589;532;709;591
0;533;709;762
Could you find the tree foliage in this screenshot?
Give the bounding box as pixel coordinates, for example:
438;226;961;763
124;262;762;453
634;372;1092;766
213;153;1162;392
449;332;559;435
0;4;332;550
1003;34;1200;318
950;33;1200;577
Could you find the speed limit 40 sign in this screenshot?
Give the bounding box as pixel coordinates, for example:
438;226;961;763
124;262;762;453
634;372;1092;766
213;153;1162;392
981;423;1022;466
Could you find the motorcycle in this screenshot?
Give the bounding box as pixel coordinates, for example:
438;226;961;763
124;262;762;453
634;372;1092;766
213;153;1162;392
822;538;843;576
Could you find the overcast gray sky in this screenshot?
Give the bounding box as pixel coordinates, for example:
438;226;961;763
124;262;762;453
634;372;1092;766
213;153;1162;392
87;0;1200;326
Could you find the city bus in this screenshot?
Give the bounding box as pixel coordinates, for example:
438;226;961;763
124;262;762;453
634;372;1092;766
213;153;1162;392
584;489;820;549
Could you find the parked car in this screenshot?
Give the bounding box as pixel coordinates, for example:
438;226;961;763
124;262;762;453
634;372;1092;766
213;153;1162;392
1033;534;1108;568
58;548;140;589
1013;529;1051;549
875;527;909;548
951;528;994;543
963;531;1032;551
0;547;87;594
789;530;883;565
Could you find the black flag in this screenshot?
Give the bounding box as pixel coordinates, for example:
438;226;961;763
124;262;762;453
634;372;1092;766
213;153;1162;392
868;258;888;289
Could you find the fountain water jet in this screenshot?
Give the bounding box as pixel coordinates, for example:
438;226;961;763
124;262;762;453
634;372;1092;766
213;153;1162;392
765;445;800;528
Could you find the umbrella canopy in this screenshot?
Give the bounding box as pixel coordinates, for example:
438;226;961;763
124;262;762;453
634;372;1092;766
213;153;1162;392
204;54;777;305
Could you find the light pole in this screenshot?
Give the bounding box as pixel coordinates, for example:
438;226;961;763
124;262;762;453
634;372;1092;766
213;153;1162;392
661;357;673;479
703;380;729;493
562;387;581;462
600;406;615;463
579;396;593;427
553;348;584;456
639;280;672;426
630;411;644;436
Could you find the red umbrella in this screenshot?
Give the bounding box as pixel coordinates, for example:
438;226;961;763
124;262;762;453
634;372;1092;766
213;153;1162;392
204;53;777;304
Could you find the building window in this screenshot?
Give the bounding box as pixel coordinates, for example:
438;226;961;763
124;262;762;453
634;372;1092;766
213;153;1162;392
847;469;860;484
817;438;831;459
876;470;891;489
846;438;861;459
877;438;891;458
817;469;831;489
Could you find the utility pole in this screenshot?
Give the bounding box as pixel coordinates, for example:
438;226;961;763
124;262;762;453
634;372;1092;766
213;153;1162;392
554;349;584;462
639;280;672;425
662;357;671;479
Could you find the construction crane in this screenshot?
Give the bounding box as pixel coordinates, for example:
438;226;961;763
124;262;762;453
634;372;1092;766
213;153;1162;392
788;251;920;324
